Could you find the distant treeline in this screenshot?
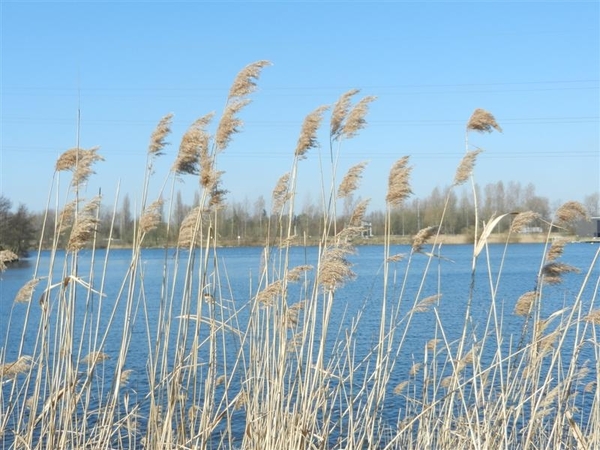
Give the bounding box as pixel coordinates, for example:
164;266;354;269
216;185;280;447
3;183;598;252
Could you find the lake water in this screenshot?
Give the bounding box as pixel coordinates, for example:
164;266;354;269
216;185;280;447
1;242;599;445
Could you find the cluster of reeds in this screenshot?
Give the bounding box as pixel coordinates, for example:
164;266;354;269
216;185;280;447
1;61;599;450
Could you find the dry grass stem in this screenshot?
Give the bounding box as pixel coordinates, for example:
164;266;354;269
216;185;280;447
14;278;41;303
295;105;329;159
412;226;438;253
139;199;163;234
554;201;589;224
338;161;368;199
342;95;377;139
510;211;541;234
148;113;174;156
386;156;413;207
453;149;483;186
227;60;271;100
331;89;360;140
466;108;502;133
514;291;537;316
215;98;251;151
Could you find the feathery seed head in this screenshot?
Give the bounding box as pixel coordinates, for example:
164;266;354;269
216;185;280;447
466;108;502;133
272;172;291;213
453;149;483;186
295;105;329;159
228;60;271;100
331;89;360;140
318;246;356;292
81;351;110;365
584;310;600;325
139;199;163;234
0;250;19;272
14;278;41;304
172;114;213;175
542;261;580;284
215;98;251;152
386;156;413;207
514;291;537;316
412;226;438;253
177;206;203;248
338;161;369;199
348;198;371;227
0;355;32;378
510;211;540;234
554;201;589;225
342;95;377;139
546;238;568;262
148;113;174;156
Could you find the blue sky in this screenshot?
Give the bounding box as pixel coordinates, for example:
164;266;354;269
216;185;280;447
1;1;599;215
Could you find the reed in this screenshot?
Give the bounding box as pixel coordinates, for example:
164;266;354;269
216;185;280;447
1;63;598;450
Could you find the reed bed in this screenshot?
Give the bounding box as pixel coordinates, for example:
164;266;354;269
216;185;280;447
1;61;599;449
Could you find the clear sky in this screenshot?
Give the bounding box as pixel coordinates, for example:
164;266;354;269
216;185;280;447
1;1;599;215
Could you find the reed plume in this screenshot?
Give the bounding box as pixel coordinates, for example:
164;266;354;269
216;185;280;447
56;147;104;186
295;105;329;159
412;226;437;253
386;156;413;207
546;238;568;262
338;161;368;199
0;356;32;378
148;113;174;156
227;60;271;100
584;310;600;325
67;197;101;251
81;351;110;365
286;265;313;282
514;291;537;316
0;250;19;272
317;246;356;292
172;114;213;175
215;98;251;151
453;149;483;186
554;201;589;224
272;172;291;212
342;95;377;139
347;198;370;227
331;89;360;140
542;261;580;284
412;294;442;313
14;278;40;304
256;280;283;306
177;206;203;248
139;199;163;234
466;108;502;133
510;211;540;234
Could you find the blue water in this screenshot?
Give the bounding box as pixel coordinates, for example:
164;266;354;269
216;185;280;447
1;242;599;446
